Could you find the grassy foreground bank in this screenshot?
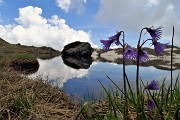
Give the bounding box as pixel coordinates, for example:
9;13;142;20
0;54;79;119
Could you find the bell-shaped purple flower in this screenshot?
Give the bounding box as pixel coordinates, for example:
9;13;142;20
100;32;121;52
123;45;137;61
109;32;121;45
138;49;149;63
146;26;163;40
100;39;114;52
146;99;157;111
152;40;169;56
145;80;160;90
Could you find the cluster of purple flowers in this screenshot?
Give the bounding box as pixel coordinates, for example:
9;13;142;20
100;26;165;111
100;27;168;63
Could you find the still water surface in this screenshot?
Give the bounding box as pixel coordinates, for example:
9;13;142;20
29;56;180;101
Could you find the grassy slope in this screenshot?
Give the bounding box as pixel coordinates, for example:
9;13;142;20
0;38;61;58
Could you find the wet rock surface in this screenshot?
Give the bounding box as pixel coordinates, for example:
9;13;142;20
62;56;92;69
62;41;93;57
62;41;93;69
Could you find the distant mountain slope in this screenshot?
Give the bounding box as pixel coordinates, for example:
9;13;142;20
0;38;61;56
95;45;179;56
92;45;180;71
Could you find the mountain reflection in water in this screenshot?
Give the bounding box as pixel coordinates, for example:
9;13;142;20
29;56;180;101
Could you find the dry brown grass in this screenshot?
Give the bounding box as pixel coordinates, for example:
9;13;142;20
0;68;80;120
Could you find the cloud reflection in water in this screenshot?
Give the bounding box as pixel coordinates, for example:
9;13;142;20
29;56;89;87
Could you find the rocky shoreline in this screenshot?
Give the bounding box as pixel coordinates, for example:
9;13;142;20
91;47;180;70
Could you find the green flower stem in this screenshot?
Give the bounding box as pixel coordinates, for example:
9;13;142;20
122;31;128;119
136;28;146;118
169;25;174;118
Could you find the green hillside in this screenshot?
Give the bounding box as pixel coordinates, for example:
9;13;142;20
0;38;61;57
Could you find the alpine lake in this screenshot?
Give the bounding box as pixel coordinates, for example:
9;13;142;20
28;52;180;102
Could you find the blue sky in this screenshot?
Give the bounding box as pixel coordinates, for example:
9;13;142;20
0;0;179;50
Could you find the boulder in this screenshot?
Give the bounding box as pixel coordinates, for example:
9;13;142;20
62;41;93;58
62;41;93;69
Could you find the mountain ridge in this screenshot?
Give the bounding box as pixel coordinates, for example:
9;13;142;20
0;38;61;58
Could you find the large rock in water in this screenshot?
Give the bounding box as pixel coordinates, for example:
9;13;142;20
62;41;93;69
62;41;93;57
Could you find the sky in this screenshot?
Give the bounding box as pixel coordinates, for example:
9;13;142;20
0;0;179;51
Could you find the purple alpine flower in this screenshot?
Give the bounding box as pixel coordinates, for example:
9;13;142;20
123;45;137;61
100;39;114;52
146;99;157;111
145;80;160;90
138;49;149;63
100;32;121;52
152;40;169;56
109;32;121;45
146;26;163;40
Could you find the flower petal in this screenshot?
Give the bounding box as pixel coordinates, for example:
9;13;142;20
146;99;157;111
145;80;160;90
146;27;163;40
100;39;114;52
123;45;137;61
153;40;169;56
139;49;149;63
109;32;121;45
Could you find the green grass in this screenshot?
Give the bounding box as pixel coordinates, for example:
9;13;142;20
75;75;180;119
0;53;37;67
0;53;36;61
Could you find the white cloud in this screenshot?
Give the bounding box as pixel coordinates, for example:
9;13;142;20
15;6;47;27
96;0;180;46
56;0;71;12
0;6;96;50
56;0;86;14
48;15;66;25
29;57;89;88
